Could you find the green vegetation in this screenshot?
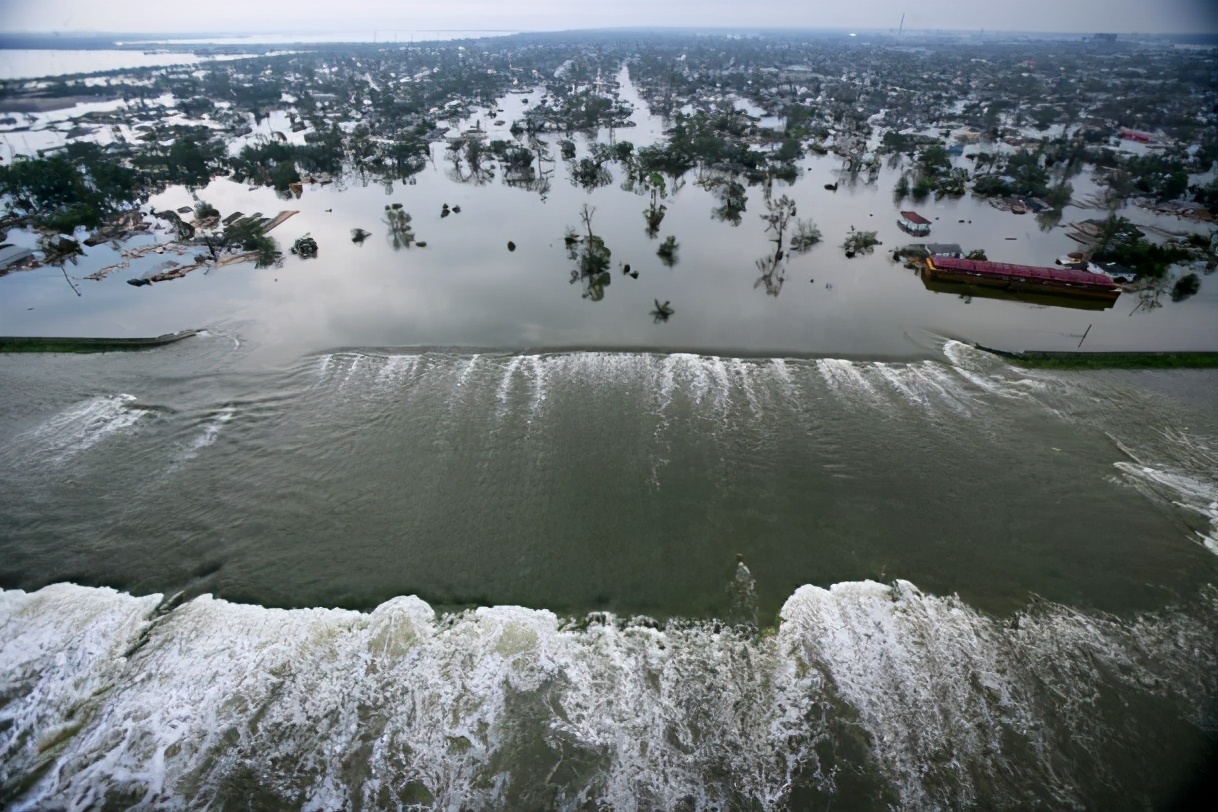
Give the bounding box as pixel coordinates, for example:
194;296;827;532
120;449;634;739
568;205;612;301
135;132;227;189
0;146;140;233
1171;273;1200;302
650;299;675;322
761;195;797;252
657;235;679;267
842;229;880;258
640;173;669;237
384;205;416;250
706;178;747;225
194;200;220;221
1090;215;1191;279
970;148;1072;208
790;219;822;253
198;216;282;268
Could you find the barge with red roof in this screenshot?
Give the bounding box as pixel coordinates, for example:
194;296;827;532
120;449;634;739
923;256;1121;303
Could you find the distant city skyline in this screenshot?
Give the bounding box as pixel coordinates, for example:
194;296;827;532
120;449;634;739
1;0;1216;36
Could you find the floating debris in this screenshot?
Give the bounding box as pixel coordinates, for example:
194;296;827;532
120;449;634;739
264;211;300;232
291;235;319;259
84;260;129;281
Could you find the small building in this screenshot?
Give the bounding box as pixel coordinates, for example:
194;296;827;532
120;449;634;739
898;210;932;236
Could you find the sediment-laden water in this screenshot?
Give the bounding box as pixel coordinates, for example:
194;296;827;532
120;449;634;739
1;339;1216;808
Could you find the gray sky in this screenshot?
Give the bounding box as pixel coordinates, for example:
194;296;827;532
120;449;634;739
2;0;1216;35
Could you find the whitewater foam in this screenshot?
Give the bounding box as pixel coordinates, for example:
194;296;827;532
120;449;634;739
1112;429;1218;554
191;408;234;450
1;581;1213;810
19;394;147;463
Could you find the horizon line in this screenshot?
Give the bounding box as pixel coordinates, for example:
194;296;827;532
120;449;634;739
3;26;1217;39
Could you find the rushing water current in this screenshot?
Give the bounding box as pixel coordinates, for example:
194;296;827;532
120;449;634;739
1;339;1217;809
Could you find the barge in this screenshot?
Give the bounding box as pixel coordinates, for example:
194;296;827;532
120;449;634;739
924;257;1121;304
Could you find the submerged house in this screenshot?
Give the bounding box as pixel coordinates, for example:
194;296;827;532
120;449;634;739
924;243;963;258
898;210;931;236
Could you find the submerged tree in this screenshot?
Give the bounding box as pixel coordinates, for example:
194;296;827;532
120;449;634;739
446;136;494;185
351;228;371;245
789;219;822;253
1171;273;1200;302
650;299;675;322
567;204;612;301
570;156;612;191
710;179;748;226
753;251;785;297
642;172;668;238
657;235;679;267
762;194;797;254
194;200;220;223
384;204;416;249
842;228;880;258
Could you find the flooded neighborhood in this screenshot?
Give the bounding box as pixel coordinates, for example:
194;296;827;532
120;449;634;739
1;16;1217;812
1;30;1214;358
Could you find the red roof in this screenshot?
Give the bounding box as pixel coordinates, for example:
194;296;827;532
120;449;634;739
899;211;931;225
932;257;1118;289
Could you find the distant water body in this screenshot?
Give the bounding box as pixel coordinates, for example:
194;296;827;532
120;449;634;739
142;30;517;46
0;49;248;80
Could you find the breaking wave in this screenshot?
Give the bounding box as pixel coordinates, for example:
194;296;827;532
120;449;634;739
306;342;1073;428
1;579;1214;810
1115;429;1218;555
12;394;148;463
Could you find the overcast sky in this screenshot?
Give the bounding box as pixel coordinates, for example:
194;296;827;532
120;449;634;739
1;0;1216;36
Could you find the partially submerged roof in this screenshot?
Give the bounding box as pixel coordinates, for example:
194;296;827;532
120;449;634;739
0;244;35;270
925;243;963;255
899;210;931;225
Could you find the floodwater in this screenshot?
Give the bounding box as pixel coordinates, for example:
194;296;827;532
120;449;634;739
0;50;251;81
1;64;1217;810
2;69;1215;365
